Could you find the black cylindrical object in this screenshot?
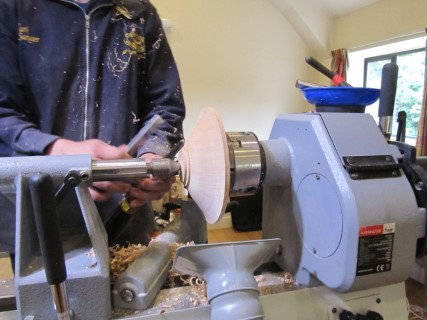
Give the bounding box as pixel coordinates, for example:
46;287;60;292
396;111;406;142
29;173;67;285
378;63;399;118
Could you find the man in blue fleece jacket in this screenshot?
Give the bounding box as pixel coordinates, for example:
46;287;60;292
0;0;186;258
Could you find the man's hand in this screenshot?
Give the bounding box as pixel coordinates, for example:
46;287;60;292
46;138;133;202
46;139;175;207
46;138;129;160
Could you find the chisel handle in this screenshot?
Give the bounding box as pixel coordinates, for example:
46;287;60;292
305;56;351;87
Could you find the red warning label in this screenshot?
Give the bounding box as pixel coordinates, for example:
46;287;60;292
359;223;396;237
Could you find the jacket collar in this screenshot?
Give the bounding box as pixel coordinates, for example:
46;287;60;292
52;0;147;19
55;0;115;9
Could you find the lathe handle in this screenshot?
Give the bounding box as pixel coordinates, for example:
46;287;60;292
29;173;67;285
378;63;399;117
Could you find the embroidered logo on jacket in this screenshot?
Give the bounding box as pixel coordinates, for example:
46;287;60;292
123;27;146;60
108;6;147;75
18;26;40;44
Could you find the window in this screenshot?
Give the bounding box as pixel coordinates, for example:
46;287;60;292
348;37;426;145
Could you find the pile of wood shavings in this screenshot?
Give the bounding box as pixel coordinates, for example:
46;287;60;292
255;271;296;295
154;283;208;314
108;241;199;284
255;271;295;285
109;243;147;282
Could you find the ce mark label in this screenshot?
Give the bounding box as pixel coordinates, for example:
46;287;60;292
357;230;394;276
375;264;390;273
376;265;385;272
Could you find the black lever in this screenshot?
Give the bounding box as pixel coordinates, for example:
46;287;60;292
378;63;399;139
29;173;72;319
55;172;82;204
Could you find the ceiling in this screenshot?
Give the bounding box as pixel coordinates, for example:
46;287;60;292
318;0;380;17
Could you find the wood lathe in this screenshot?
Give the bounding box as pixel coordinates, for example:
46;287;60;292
0;106;426;320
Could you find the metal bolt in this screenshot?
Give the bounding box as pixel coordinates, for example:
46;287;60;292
80;170;90;181
67;176;77;185
121;289;135;303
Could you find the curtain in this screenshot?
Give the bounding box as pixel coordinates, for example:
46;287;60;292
331;48;349;81
416;29;427;156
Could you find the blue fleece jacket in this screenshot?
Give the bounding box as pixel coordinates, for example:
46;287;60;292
0;0;185;157
0;0;186;252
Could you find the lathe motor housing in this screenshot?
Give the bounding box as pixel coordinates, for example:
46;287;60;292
261;112;425;292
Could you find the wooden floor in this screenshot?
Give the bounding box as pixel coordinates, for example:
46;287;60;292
0;252;13;280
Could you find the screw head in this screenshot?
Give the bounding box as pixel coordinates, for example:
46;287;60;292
121;289;135;303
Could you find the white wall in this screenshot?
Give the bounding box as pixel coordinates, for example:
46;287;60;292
269;0;333;58
333;0;427;50
150;0;426;139
151;0;315;140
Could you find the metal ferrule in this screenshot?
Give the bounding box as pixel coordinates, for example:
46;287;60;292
51;282;72;320
227;132;265;196
379;115;393;138
148;158;181;178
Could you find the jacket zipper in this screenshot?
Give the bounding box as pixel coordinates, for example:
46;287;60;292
59;1;113;140
83;14;90;140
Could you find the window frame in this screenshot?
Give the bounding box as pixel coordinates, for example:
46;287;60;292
363;47;425;87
